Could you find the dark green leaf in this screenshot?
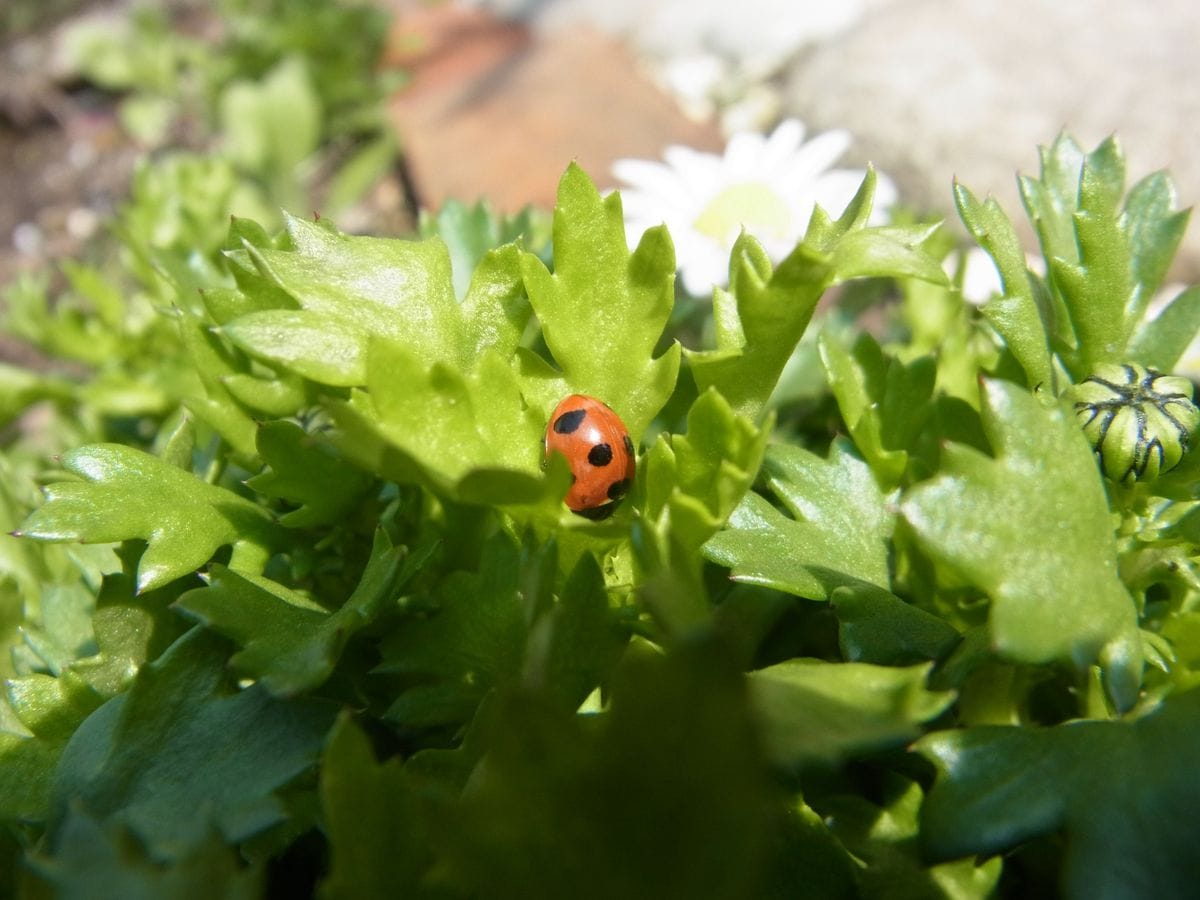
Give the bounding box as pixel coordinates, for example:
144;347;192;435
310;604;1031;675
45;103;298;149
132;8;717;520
379;533;525;728
246;420;375;527
443;638;777;900
50;628;336;857
918;687;1200;898
318;715;430;899
31;808;261;900
176;530;433;696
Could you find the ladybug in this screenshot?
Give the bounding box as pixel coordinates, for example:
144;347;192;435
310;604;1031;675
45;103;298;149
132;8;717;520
544;394;636;519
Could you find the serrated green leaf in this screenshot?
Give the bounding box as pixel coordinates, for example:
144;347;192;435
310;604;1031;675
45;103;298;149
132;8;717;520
221;309;370;386
634;388;769;634
337;341;548;502
318;715;430;899
176;530;432;696
900;378;1141;709
522;551;627;712
705;440;894;600
819;777;1002;900
246;420;374;527
50;628;336;858
817;329;917;488
1123;171;1190;309
917;687;1200;897
18;444;276;592
954;181;1055;390
443;638;776;900
379;533;525;728
1128;285;1200;372
1020;133;1086;267
686;235;833;422
421;198;545;302
749;659;953;766
643;387;770;553
177;315;260;457
522;164;680;440
31;808;262;900
832;583;961;666
687;173;943;423
238;213;464;370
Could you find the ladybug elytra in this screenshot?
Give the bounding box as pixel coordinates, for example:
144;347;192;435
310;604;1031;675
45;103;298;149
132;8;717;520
544;394;635;519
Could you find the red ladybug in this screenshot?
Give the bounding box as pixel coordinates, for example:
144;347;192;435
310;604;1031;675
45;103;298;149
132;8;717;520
544;394;636;519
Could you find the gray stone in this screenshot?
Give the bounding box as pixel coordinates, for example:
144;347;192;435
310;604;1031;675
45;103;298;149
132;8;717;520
783;0;1200;277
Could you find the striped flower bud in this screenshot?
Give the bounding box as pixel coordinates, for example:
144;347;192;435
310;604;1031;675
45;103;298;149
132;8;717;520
1068;363;1200;484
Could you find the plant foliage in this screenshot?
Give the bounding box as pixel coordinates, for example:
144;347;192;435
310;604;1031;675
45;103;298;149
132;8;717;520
2;25;1199;889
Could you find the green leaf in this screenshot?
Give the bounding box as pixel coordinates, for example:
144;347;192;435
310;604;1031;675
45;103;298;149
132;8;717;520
686;173;944;423
522;552;628;712
748;660;954;766
954;181;1055;390
17;444;276;592
219;55;321;177
1127;285;1200;372
900;378;1142;709
442;638;776;900
421;198;546;301
1019;133;1087;267
832;583;962;666
50;628;336;858
917;687;1200;897
1049;137;1132;371
643;387;771;554
228;213;463;372
1123;170;1190;308
634;388;770;635
705;440;894;600
522;163;680;441
221;309;371;387
685;234;832;422
175;530;433;696
379;532;526;728
819;777;1002;900
31;809;261;900
245;421;375;528
334;342;550;502
318;715;430;899
817;329;925;488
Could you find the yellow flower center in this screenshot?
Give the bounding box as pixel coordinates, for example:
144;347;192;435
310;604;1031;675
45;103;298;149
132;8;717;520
693;182;792;242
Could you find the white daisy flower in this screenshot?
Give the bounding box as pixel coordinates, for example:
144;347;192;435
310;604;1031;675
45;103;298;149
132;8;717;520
613;119;896;297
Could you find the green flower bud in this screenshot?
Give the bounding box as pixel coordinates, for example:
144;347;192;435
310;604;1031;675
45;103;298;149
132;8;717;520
1068;362;1200;484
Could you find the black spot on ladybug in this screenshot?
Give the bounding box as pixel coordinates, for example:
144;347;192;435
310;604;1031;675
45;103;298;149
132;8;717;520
569;473;577;484
588;443;613;467
607;479;630;500
623;434;634;457
575;502;616;520
553;409;586;434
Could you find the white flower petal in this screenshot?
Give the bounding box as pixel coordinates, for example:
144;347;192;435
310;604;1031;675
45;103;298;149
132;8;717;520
759;119;807;170
610;119;898;294
776;129;853;188
723;131;769;179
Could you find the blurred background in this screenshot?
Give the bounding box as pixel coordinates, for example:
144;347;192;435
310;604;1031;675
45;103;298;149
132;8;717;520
2;0;1197;299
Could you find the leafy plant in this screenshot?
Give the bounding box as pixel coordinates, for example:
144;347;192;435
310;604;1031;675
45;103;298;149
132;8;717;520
3;124;1200;900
